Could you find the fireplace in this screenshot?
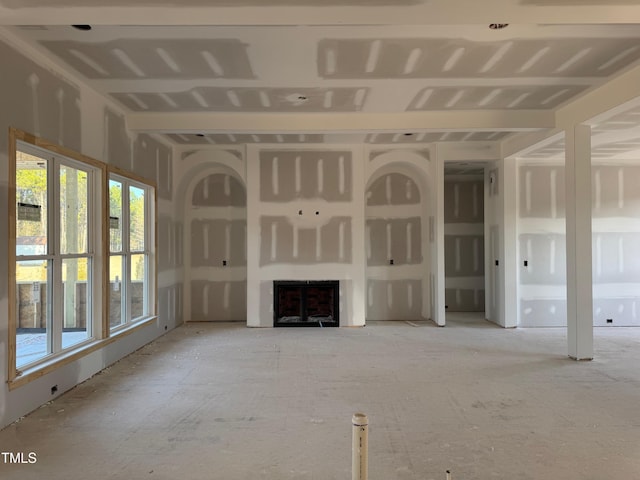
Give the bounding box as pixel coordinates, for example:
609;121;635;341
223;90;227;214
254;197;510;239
274;280;339;327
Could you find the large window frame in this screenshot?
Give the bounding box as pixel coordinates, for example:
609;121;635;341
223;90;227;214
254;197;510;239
8;128;157;389
108;167;157;333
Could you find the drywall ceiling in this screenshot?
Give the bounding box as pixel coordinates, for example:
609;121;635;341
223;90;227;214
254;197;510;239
521;104;640;160
2;0;640;156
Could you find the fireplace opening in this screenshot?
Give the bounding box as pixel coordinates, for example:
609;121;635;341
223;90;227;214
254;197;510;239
274;280;339;327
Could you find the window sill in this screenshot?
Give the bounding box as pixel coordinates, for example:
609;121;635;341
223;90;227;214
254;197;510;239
8;316;159;391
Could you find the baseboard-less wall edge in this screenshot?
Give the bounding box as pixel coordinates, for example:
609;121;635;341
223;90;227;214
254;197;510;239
8;316;158;391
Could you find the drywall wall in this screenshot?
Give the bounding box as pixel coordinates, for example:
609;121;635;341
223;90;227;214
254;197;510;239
189;172;247;321
444;176;485;312
177;150;247;322
246;146;365;327
177;146;432;326
517;162;567;327
517;161;640;327
365;149;431;321
0;36;181;428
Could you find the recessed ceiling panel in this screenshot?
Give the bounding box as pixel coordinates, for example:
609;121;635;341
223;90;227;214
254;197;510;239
444;162;487;175
2;0;422;6
366;131;509;143
522;0;639;4
523;138;565;158
593;107;640;132
40;39;254;79
166;133;325;144
407;85;586;110
319;37;640;78
112;87;368;112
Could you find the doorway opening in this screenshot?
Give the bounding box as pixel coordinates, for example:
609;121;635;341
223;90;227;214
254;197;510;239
443;163;487;324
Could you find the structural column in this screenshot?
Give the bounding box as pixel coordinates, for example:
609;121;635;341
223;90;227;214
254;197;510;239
565;125;593;360
432;145;446;326
245;145;262;327
499;156;518;328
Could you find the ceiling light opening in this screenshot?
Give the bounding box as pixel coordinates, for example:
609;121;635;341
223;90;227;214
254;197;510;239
404;133;414;136
196;134;205;137
72;25;92;31
489;24;509;30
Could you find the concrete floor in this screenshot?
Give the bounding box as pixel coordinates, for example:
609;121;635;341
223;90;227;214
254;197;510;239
2;314;640;480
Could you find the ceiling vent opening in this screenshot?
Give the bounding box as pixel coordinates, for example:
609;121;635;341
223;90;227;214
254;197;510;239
72;25;93;31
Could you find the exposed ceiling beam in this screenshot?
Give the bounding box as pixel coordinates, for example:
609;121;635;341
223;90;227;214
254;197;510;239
556;63;640;129
501;128;563;159
126;110;553;133
92;77;601;93
3;1;640;26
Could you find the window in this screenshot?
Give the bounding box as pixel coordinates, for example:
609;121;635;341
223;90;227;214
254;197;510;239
11;136;102;371
108;172;156;330
8;128;157;388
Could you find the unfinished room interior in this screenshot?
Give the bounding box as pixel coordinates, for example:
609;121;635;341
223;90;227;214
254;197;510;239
2;0;640;478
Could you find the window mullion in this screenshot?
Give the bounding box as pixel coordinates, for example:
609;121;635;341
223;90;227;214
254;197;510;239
51;157;63;354
123;183;131;324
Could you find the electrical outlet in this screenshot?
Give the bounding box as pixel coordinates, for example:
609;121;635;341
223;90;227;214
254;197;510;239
51;385;58;395
222;260;227;266
389;259;394;265
606;318;613;324
524;260;528;267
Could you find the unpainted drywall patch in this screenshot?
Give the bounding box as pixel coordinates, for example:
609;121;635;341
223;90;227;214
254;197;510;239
445;288;485;312
520;298;567;327
259;151;352;202
181;150;199;161
444;235;484;277
0;40;81;152
443;179;485;312
259;216;352;266
190;219;247;267
521;0;639;5
132;134;158;182
260;281;273;326
319;37;640;79
593;298;640;326
112;87;368;113
133;134;172;200
444;180;484;223
3;0;422;7
175;221;184;268
158;284;183;327
519;166;565;219
190;280;246;321
592;232;640;283
192;173;246;207
367;173;420;206
367;279;424;320
41;38;254;80
519;233;567;285
593;165;640;217
366;218;422;266
407;85;587;110
168;133;325;145
104;108;132;169
158;214;173;272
